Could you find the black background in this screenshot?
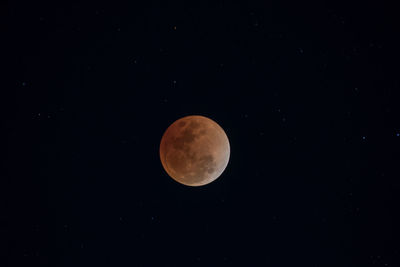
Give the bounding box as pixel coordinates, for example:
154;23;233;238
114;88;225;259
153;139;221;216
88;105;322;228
5;0;400;266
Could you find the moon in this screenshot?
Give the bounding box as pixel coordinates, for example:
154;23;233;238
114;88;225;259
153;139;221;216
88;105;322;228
159;115;230;186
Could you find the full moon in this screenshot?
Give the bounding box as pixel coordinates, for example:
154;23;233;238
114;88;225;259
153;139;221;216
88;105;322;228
159;115;230;186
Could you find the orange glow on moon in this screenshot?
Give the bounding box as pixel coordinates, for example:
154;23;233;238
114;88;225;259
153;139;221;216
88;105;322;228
160;115;230;186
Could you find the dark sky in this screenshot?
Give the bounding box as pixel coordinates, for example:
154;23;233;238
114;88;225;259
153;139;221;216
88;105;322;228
6;0;400;266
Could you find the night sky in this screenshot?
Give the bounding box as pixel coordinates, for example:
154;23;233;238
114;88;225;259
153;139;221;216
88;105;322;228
6;1;400;266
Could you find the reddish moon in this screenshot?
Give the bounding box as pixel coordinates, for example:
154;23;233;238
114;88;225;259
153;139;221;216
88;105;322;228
159;115;230;186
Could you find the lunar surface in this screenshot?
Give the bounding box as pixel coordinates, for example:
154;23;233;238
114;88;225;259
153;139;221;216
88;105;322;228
159;115;230;186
